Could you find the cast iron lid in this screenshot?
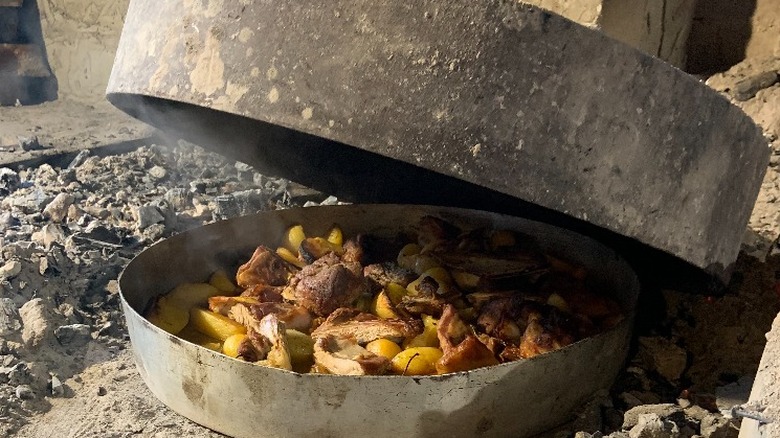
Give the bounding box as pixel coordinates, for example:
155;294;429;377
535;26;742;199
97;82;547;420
106;0;768;289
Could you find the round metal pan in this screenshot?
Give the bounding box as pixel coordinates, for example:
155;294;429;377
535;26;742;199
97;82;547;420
118;205;639;438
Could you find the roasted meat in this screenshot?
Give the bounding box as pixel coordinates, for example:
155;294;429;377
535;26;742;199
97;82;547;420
363;262;417;290
516;309;577;359
436;304;498;373
313;335;390;375
227;302;312;333
237;328;271;362
311;308;422;344
240;284;285;302
257;314;292;370
289;252;367;316
208;296;260;316
236;246;294;288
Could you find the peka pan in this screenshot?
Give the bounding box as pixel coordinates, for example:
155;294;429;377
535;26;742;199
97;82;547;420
118;204;639;438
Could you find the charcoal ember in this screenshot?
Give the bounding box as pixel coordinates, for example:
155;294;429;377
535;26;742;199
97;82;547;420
232;189;268;215
0;298;21;335
700;414;737;438
0;260;22;280
67;150;90;169
42;193;74;222
54;324;91;347
164;187;191;210
0;168;20;195
627;413;679;438
638;337;687;382
148;165;167;180
134;205;165;230
213;195;240;220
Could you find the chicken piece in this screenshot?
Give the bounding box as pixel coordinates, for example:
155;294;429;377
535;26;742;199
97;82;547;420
240;284;284;302
250;302;313;332
256;314;292;371
417;216;461;247
436;304;498;374
539;273;620;319
237;328;271;362
363;262;417;291
227;302;313;333
476;297;530;344
208;296;260;316
396;294;447;317
311;308;422;344
313;335;390;375
517;309;577;359
341;237;365;265
289;252;367;316
236;246;294;288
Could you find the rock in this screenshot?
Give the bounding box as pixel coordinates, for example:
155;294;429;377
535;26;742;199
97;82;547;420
19;299;53;348
31;224;67;249
0;260;22;279
97;386;107;396
67;149;91;169
0;212;20;231
50;375;64;397
213;195;239;220
164;187;191;210
628;414;680;438
54;324;91;347
134;205;165;230
0;298;21;336
683;405;712;423
14;385;34;400
12;189;54;214
700;414;736;438
18;136;42;151
733;71;779;101
148;165;167;180
623;404;683;429
0;168;20;196
715;375;753;411
638;337;688;382
42;193;75;222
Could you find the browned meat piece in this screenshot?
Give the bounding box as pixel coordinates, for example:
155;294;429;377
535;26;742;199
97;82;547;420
499;345;524;362
228;302;263;333
236;246;293;288
257;314;292;370
313;335;390;375
517;309;576;359
289;253;367;316
436;304;498;373
396;294;447;317
341;237;365;265
208;296;260;316
250;302;313;332
465;291;515;309
237;328;271;362
433;252;548;290
363;262;417;290
240;284;284;302
299;237;343;264
417;216;460;247
311;308;422;344
539;272;620;319
476;297;529;344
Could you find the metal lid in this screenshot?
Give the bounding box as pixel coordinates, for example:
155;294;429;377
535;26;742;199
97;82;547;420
106;0;768;287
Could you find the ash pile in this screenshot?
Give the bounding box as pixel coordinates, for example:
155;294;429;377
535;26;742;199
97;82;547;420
0;140;336;436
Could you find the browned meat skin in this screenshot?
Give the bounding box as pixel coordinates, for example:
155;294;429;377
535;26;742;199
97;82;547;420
517;309;577;359
240;284;284;302
250;302;313;332
539;272;620;319
237;328;271;362
236;246;293;288
417;216;460;247
436;304;498;373
341;237;364;265
289;253;367;316
476;297;531;344
228;303;262;333
257;314;292;370
313;335;390;375
208;296;260;316
363;262;417;291
396;294;446;317
311;308;422;344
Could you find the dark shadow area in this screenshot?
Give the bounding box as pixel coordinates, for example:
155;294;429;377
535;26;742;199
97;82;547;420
0;0;57;105
109;93;739;297
685;0;757;74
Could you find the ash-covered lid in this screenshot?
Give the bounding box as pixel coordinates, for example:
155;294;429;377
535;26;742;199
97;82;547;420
106;0;768;289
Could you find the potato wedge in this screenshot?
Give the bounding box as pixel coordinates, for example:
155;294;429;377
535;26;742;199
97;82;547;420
222;333;247;358
276;247;306;268
189;307;247;341
167;283;221;309
283;224;306;253
286;329;315;364
178;323;222;351
146;296;189;335
390;347;443;375
404;314;439;348
326;226;343;247
209;270;237;294
370;290;402;319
